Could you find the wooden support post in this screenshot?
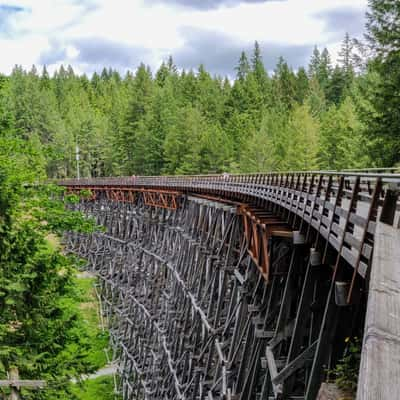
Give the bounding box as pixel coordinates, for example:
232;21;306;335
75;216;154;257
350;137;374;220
305;283;339;400
0;368;46;400
62;178;398;400
9;368;18;400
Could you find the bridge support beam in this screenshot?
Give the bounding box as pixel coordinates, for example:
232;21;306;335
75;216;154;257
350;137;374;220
64;191;379;400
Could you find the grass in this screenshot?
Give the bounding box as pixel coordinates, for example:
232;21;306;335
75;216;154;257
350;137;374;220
70;275;119;399
75;277;109;369
71;375;117;400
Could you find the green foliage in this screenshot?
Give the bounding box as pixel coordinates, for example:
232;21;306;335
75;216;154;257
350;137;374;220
364;0;400;165
71;375;119;400
0;108;98;398
238;108;287;172
284;103;320;170
1;30;390;177
331;337;361;395
74;278;109;370
319;97;370;170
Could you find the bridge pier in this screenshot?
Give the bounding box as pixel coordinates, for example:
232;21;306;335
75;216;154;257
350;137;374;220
63;186;382;400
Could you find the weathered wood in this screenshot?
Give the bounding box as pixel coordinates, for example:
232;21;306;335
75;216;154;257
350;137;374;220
266;346;282;397
1;367;46;400
273;340;317;384
0;380;46;388
357;221;400;400
61;174;400;400
9;368;19;400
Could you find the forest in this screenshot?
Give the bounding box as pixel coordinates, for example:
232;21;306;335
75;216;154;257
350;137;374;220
0;0;399;180
0;0;399;399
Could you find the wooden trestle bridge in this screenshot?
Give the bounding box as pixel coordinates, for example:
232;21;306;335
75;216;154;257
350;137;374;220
60;171;400;400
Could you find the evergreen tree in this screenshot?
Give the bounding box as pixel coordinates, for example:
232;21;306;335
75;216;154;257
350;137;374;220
251;41;267;84
285;104;320;170
338;33;355;78
0;37;383;177
273;57;297;109
121;64;154;173
319;97;370;169
306;77;326;117
239;107;288;172
0;118;97;398
236;51;250;81
308;47;321;78
295;67;309;104
308;47;332;96
327;65;347;105
364;0;400;165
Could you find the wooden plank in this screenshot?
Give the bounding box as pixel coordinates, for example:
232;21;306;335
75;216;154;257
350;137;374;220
349;212;367;228
272;340;317;384
341;246;357;267
0;380;46;388
344;232;362;251
331;222;343;237
266;346;283;397
357;222;400;400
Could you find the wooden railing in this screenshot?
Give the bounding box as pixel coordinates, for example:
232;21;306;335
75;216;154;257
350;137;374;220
60;171;400;278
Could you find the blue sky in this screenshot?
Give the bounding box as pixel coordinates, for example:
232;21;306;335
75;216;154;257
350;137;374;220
0;0;368;76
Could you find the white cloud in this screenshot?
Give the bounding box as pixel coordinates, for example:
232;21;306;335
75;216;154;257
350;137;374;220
0;0;368;75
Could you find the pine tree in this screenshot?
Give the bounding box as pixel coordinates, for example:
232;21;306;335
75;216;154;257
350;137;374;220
338;33;355;89
308;47;332;95
250;41;271;106
306;77;327;117
295;67;309;104
273;57;297;109
364;0;400;165
327;65;347;105
308;47;321;78
338;33;354;75
251;41;267;83
238;107;288;172
0;117;98;398
319;97;370;169
285;104;320;170
0;74;15;134
318;48;332;92
122;63;154;173
236;51;250;81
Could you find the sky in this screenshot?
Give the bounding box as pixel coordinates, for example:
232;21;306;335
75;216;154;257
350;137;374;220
0;0;369;77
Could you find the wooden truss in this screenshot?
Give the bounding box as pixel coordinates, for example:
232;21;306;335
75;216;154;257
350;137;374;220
64;189;378;400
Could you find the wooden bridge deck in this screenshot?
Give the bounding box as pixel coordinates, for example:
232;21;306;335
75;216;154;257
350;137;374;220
358;221;400;400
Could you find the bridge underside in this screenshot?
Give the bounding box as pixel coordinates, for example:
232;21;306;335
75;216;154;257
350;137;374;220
65;191;370;400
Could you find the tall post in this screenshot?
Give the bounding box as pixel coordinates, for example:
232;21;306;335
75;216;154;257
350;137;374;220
76;144;80;180
9;368;19;400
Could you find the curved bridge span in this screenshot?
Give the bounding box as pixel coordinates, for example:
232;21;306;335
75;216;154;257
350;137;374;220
61;172;400;400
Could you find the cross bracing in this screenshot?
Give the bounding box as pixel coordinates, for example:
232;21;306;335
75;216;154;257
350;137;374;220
61;171;400;400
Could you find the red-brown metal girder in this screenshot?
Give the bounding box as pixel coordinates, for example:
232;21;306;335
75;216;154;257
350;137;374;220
142;189;181;210
239;205;292;282
65;185;181;209
105;187;138;203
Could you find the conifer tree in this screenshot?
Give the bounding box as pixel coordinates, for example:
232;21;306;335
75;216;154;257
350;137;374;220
364;0;400;165
236;51;250;81
319;97;369;169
